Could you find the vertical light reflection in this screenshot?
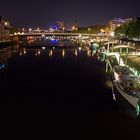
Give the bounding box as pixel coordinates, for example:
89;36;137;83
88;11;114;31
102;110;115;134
38;50;41;55
75;49;78;56
23;50;26;54
87;50;91;56
42;47;45;50
49;50;53;57
78;47;82;51
62;49;65;58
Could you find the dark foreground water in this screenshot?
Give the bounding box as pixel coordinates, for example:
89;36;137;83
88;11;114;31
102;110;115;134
0;47;140;139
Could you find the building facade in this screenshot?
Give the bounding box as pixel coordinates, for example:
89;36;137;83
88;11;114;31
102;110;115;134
108;17;135;35
0;16;11;42
57;21;65;30
108;18;125;33
124;18;133;24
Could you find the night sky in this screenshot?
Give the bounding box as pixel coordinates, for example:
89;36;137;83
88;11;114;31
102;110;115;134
0;0;140;28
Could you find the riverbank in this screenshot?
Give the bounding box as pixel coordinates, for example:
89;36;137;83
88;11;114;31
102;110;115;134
0;41;19;49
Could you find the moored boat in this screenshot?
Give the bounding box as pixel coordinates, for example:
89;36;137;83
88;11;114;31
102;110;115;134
112;65;140;115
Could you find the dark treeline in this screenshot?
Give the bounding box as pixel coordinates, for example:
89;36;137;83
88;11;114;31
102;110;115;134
115;17;140;39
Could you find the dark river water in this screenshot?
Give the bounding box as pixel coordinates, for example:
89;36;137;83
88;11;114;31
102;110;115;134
0;45;140;139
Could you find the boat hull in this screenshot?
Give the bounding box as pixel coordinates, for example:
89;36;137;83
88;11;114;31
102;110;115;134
112;73;140;117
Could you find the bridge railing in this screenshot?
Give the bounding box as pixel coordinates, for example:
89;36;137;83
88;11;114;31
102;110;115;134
106;52;125;66
10;32;107;37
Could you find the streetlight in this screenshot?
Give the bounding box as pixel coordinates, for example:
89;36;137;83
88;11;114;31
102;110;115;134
62;28;65;32
88;28;91;34
75;27;78;33
127;42;130;45
79;34;82;38
29;28;32;32
4;22;8;26
72;26;75;30
37;28;40;32
110;32;115;37
42;34;45;37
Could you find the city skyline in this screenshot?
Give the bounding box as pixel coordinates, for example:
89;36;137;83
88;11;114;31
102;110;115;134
0;0;140;28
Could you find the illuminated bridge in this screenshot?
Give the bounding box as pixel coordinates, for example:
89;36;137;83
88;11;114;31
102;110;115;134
10;32;108;37
10;32;110;45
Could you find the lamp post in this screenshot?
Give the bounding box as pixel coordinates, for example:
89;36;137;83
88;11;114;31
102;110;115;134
29;28;32;32
62;28;65;33
88;28;91;34
72;26;75;30
37;28;40;32
75;27;78;33
72;26;75;33
4;22;8;26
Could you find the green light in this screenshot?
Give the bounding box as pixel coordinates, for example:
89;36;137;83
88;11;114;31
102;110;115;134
136;104;140;116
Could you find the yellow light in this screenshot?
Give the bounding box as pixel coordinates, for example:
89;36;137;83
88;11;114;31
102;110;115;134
38;50;41;55
110;32;115;37
101;28;105;32
87;50;91;56
5;22;8;26
42;47;45;50
17;32;21;35
75;49;78;56
49;50;53;56
72;26;75;30
79;47;81;51
79;34;82;38
62;49;65;57
29;28;32;31
42;34;45;37
88;28;91;31
23;50;26;54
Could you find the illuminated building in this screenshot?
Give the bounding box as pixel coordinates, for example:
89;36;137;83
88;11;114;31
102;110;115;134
57;21;65;30
108;18;125;33
49;26;58;32
72;22;78;28
124;18;133;24
65;22;79;31
0;16;11;42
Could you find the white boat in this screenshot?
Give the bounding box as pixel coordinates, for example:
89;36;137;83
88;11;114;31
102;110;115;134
112;66;140;113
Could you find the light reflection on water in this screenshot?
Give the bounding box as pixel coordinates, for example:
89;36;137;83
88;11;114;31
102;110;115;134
74;49;78;56
0;46;140;119
18;47;92;58
37;50;41;55
62;49;65;58
49;50;53;57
